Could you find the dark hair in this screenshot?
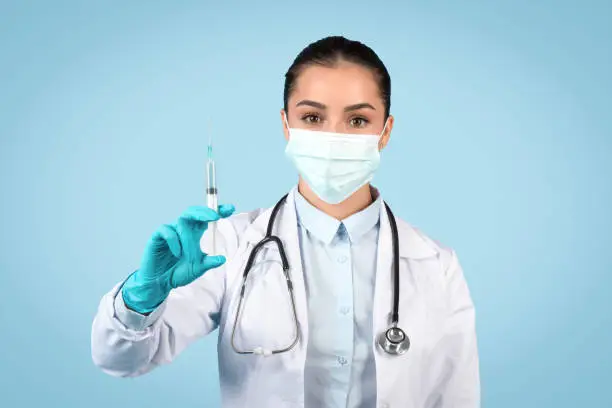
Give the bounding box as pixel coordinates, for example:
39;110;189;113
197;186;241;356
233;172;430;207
283;36;391;118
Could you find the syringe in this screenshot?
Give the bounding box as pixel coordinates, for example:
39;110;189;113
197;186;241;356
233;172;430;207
206;134;218;254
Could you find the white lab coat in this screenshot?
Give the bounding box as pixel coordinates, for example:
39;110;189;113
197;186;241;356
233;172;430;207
91;190;480;408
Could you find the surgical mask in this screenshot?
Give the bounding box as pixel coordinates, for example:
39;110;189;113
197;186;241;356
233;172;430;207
284;119;388;204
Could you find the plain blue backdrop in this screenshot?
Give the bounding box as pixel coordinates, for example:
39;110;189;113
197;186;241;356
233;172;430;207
1;0;610;407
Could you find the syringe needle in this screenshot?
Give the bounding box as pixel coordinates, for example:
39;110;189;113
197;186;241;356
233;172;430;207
208;128;212;159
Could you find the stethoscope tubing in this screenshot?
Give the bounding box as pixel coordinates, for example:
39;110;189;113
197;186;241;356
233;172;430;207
230;193;409;356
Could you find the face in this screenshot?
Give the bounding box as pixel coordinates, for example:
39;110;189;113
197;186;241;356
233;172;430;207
281;60;394;150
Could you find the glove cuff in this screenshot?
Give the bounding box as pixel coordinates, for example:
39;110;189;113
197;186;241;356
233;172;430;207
121;270;170;314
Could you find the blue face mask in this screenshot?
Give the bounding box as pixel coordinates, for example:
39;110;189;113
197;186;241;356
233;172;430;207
284;119;389;204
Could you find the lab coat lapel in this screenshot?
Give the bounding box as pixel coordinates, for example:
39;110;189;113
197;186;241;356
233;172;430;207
372;202;440;405
373;203;394;358
372;202;440;338
275;190;309;354
373;205;408;404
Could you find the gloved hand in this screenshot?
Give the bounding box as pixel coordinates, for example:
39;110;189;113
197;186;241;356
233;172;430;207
121;204;235;314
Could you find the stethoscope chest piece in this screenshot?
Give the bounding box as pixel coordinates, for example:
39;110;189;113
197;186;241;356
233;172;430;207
378;326;410;356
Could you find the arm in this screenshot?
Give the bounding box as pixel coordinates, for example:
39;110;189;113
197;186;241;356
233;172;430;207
440;250;481;407
90;263;227;378
90;212;237;378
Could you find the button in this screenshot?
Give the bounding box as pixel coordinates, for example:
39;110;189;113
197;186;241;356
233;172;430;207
337;356;348;366
337;255;348;263
340;306;350;315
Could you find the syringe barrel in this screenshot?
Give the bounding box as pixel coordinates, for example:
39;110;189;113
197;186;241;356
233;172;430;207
206;159;218;213
207;191;218;211
206;159;216;190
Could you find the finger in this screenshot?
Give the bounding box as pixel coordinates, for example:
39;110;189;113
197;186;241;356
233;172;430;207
179;206;220;223
154;224;182;258
202;254;226;270
218;203;235;218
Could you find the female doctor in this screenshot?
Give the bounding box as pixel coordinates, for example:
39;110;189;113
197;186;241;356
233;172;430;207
91;36;480;408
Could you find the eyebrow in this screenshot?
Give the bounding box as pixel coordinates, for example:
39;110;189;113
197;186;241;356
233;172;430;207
295;100;326;110
295;100;376;112
344;102;376;112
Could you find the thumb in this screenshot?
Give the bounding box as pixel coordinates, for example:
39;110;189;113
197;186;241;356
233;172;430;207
171;254;228;288
202;254;226;270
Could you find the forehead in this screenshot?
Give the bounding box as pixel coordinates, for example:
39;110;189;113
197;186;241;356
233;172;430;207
290;61;382;107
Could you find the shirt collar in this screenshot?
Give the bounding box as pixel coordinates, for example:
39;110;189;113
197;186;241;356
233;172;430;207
293;187;382;244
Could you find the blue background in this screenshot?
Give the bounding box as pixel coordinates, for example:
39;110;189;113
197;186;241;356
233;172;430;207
1;0;610;407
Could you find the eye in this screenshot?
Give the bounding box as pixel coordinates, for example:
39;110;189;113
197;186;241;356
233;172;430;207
349;117;369;128
300;113;322;125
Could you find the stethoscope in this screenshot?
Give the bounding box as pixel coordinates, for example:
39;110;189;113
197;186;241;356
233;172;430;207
230;193;410;357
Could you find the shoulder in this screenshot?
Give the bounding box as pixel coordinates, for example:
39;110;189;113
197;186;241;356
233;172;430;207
394;215;458;274
200;208;266;257
394;217;472;306
216;208;269;255
222;208;267;235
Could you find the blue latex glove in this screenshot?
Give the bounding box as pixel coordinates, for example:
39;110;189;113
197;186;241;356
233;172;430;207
122;204;235;314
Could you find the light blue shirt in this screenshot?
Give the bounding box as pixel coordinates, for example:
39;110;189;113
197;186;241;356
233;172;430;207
293;189;382;408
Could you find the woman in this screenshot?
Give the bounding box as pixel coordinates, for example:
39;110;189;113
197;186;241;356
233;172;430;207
91;36;480;408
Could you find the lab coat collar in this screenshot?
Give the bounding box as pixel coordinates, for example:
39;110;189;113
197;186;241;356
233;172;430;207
242;186;438;260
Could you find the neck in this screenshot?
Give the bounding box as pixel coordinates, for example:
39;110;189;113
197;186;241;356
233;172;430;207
297;178;374;221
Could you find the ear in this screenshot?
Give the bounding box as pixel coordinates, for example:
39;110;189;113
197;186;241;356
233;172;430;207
379;115;394;150
280;109;290;141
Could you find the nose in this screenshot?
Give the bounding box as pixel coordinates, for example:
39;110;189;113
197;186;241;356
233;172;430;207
329;120;344;133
